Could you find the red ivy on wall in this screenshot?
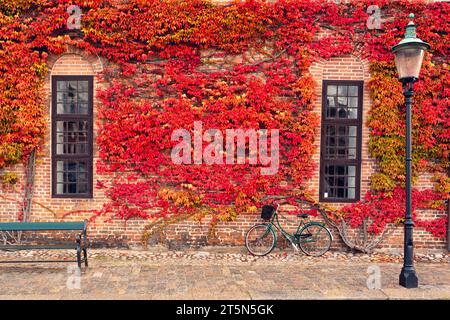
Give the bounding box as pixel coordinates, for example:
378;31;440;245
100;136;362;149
0;0;448;238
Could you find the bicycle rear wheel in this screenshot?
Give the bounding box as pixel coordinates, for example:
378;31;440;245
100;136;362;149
298;224;332;257
245;224;276;256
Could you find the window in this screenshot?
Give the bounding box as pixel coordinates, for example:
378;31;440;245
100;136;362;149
320;80;363;202
52;76;93;198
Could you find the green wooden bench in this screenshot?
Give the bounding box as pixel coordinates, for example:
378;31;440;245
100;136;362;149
0;221;88;268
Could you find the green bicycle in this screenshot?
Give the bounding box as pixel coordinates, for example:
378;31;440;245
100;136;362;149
245;201;333;257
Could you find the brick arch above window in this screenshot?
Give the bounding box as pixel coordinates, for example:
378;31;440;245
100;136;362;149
47;46;103;77
50;54;95;76
310;54;369;82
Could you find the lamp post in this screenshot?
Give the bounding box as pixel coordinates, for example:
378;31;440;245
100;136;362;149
392;13;430;289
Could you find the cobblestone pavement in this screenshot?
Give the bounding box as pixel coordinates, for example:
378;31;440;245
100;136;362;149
0;247;449;299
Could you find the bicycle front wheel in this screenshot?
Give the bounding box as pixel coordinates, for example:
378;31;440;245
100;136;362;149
298;224;332;257
245;224;276;256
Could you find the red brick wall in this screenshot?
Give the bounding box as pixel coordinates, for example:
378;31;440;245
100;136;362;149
0;42;447;253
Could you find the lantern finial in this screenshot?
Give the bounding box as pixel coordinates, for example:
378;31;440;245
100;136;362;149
404;13;417;39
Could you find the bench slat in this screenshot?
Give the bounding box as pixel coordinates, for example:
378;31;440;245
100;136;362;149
0;222;85;231
0;244;77;250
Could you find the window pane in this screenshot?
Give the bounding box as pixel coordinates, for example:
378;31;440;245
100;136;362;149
336;165;345;175
78;92;88;103
349;137;356;148
78;173;87;182
67;183;77;194
77;144;87;154
327;107;336;118
336;188;346;198
79;103;88;114
327;85;337;95
348;86;358;96
348;148;356;159
348;177;356;188
327;97;336;107
348;165;355;176
349;97;358;108
78;184;88;193
78;81;88;92
67;81;77;91
326;125;335;136
57;103;65;114
326;97;337;118
57;92;65;103
65;87;77;113
348;188;356;199
338;85;347;96
348;108;357;119
326;148;335;157
337;97;347;107
57;81;67;91
57;172;64;184
337;108;346;118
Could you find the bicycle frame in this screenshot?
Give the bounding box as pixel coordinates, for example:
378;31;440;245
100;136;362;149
264;206;330;250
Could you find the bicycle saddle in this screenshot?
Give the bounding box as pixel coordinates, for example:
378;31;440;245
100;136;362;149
297;213;309;219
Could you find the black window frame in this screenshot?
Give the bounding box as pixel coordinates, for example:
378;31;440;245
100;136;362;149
51;75;94;199
319;80;363;203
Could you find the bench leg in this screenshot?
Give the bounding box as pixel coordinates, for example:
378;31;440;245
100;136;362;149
83;229;88;267
83;247;88;267
76;235;82;269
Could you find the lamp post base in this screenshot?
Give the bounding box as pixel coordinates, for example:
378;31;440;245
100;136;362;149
399;267;418;288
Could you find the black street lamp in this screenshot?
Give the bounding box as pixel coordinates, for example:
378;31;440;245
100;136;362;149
392;13;430;289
